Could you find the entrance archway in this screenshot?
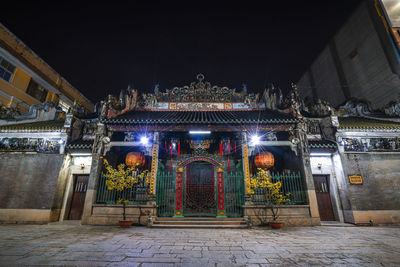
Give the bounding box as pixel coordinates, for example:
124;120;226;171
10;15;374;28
184;161;216;217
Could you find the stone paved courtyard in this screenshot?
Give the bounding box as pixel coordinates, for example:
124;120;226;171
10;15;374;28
0;224;399;266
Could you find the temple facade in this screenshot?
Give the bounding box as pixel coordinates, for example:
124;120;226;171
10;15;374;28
68;74;319;226
1;74;399;226
56;74;399;227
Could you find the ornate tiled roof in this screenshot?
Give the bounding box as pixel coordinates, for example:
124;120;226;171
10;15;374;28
309;140;337;149
103;110;298;125
0;120;65;132
338;117;400;131
66;140;93;151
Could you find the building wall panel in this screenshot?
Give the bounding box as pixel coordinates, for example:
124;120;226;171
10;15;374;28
311;46;346;105
10;67;30;92
298;2;400;109
341;153;400;211
0;153;64;210
0;79;40;107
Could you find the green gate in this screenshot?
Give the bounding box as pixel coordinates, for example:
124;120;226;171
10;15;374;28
156;169;175;217
224;170;245;217
251;171;307;205
155;164;245;218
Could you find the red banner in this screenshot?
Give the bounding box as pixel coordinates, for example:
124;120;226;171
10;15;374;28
175;171;183;211
217;171;225;211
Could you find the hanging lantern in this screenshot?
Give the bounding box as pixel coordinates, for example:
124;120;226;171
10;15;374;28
125;152;145;167
254;152;274;170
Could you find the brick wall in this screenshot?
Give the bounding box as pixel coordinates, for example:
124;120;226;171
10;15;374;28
0;153;64;209
341;153;400;211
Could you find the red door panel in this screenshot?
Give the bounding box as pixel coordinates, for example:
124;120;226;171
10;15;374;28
68;175;89;220
313;175;335;221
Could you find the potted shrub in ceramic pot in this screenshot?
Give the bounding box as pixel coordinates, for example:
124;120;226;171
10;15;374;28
102;158;147;227
250;168;290;229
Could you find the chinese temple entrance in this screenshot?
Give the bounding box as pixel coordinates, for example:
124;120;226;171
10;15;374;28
184;162;216;217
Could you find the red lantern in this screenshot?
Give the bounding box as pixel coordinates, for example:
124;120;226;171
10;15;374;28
254;152;274;170
125;152;145;167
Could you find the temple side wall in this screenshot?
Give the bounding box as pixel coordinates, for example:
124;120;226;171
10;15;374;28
244;205;320;226
309;153;347;222
0;153;64;223
340;152;400;224
55;162;92;222
85;204;157;225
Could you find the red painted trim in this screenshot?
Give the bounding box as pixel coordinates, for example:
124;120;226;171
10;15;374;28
178;157;222;167
217;172;225;210
175;172;183;211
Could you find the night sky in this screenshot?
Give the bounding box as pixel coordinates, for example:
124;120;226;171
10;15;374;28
2;1;362;104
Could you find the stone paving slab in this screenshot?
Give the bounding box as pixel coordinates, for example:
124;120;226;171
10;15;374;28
0;224;399;266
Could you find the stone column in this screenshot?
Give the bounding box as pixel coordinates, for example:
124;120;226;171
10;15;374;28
81;122;106;225
146;132;159;225
242;132;251;196
149;132;159;198
49;155;71;222
216;167;227;218
241;132;253;225
173;167;184;218
296;121;321;225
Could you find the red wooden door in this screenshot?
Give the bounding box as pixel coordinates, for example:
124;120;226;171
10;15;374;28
313;175;335;221
69;175;89;220
185;163;215;216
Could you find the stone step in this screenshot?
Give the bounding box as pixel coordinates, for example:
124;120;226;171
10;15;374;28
154;220;246;225
151;224;248;229
151;217;248;228
157;217;244;221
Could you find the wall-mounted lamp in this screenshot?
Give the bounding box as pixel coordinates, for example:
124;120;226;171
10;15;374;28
310;152;332;157
189;130;211;134
250;135;261;146
140;136;149;145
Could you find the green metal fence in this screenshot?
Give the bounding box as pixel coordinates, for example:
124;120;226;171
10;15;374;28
251;171;307;205
96;174;149;204
224;171;245;217
156;171;175;217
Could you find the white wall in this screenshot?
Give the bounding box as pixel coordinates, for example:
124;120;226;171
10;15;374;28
310;153;346;222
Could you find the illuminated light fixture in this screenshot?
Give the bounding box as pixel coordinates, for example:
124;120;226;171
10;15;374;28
189;130;211;134
250;135;261;146
140;136;149;145
70;153;92;156
310;152;332;156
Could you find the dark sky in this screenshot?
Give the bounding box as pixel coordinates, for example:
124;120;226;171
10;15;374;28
2;1;362;104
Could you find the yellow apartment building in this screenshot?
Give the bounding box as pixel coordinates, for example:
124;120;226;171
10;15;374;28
0;23;93;114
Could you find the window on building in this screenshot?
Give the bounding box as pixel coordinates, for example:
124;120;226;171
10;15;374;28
26;79;48;102
0;56;16;82
58;99;70;112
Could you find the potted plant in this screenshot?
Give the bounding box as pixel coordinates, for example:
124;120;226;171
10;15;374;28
103;158;147;227
250;168;290;229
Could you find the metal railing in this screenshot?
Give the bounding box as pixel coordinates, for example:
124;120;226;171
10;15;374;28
156;171;175;217
224;171;245;217
95;173;149;204
251;171;307;205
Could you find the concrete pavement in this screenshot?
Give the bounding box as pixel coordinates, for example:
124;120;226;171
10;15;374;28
0;224;399;266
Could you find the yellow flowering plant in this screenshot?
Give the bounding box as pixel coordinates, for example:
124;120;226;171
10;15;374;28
250;168;291;222
102;158;149;221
